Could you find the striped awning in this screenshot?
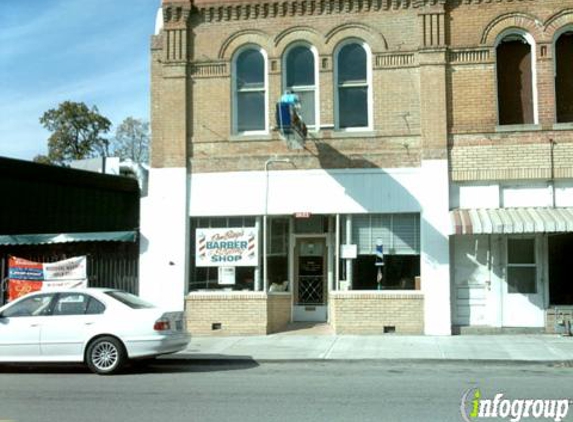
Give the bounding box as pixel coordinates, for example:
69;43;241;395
0;231;138;245
450;208;573;235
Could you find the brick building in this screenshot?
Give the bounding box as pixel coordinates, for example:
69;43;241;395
139;0;573;335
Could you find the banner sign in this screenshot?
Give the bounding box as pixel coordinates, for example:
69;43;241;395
196;228;258;267
6;256;88;302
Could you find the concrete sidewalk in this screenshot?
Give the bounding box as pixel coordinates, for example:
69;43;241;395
178;329;573;363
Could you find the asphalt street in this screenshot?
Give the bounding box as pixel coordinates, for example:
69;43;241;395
0;360;572;422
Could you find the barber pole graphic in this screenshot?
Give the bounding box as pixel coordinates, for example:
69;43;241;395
198;234;207;261
248;232;256;259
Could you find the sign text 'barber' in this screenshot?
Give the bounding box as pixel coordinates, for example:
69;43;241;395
195;228;259;267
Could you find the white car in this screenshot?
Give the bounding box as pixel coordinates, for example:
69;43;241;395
0;288;190;374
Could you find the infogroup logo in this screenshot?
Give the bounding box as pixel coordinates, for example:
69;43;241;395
461;388;571;422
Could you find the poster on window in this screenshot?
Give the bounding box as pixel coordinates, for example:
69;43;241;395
196;228;258;267
6;256;88;302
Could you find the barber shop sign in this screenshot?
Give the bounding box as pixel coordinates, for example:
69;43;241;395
196;228;258;267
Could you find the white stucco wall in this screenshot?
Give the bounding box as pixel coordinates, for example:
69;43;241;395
420;160;452;335
139;167;189;310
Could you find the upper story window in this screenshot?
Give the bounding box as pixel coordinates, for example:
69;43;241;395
233;46;267;134
335;41;371;130
555;30;573;123
284;44;317;129
496;33;537;125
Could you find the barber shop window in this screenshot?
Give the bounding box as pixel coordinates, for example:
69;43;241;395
507;238;537;294
267;217;290;292
284;44;317;129
343;214;420;290
335;40;371;130
555;31;573;123
189;217;258;291
496;33;536;125
233;46;267;134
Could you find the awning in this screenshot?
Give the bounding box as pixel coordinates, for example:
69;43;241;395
0;231;138;246
450;208;573;235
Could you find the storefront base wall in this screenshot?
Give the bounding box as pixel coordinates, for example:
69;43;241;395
185;292;268;336
330;292;424;335
267;293;292;334
545;307;573;335
185;292;293;336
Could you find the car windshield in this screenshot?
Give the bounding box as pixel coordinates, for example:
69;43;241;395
105;291;156;309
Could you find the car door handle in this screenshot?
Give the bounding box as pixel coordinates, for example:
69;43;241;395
84;322;95;325
30;323;40;327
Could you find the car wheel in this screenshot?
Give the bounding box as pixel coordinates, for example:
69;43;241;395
86;336;126;375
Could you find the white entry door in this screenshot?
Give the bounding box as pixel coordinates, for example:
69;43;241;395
502;238;544;327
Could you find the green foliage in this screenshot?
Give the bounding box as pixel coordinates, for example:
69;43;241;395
32;154;53;165
112;117;150;164
39;101;111;165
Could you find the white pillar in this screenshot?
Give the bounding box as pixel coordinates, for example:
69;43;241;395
139;167;189;310
421;160;452;335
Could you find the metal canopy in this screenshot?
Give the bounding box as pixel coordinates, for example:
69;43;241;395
0;231;137;245
450;208;573;235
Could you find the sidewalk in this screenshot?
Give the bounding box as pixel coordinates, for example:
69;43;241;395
176;326;573;364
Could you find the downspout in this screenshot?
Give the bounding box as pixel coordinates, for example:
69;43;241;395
550;138;556;208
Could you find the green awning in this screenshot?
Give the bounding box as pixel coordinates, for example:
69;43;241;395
0;231;137;245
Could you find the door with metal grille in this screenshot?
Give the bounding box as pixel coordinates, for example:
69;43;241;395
293;238;327;322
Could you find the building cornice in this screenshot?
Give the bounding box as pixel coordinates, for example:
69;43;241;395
191;0;446;23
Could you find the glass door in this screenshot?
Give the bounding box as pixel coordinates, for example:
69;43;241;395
293;238;327;322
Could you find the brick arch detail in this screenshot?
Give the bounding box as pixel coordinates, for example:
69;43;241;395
324;22;388;53
274;27;325;56
480;13;544;46
218;29;273;60
544;9;573;40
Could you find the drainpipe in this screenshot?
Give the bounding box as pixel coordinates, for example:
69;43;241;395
550;138;556;208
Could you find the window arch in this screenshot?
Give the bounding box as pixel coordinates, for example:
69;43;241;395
495;31;537;125
554;29;573;123
283;44;318;129
233;46;267;134
334;40;372;130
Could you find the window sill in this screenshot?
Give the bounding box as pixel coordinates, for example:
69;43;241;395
552;122;573;131
495;124;541;133
229;134;273;142
330;130;377;139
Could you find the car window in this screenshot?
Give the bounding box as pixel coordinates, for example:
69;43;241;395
2;294;54;318
53;294;89;316
105;291;155;309
86;297;106;314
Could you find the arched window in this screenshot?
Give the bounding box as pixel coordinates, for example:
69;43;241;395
335;41;371;130
555;30;573;123
284;44;317;128
496;33;536;125
233;46;267;133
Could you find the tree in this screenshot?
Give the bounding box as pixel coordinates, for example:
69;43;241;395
111;117;150;164
38;101;112;165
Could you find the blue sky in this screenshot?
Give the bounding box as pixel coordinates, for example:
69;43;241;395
0;0;160;160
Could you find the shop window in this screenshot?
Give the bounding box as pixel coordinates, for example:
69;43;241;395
344;214;420;290
496;34;535;125
267;217;290;290
233;46;267;134
548;233;573;305
507;238;536;294
284;44;317;128
189;217;258;291
335;41;371;130
555;31;573;123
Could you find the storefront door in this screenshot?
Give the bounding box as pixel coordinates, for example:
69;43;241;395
293;238;327;322
501;238;545;327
